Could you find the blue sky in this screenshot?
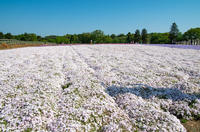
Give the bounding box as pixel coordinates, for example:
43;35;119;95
0;0;200;36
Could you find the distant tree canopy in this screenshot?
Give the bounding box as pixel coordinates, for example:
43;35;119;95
5;33;13;39
141;28;148;44
16;33;37;41
169;22;179;44
0;23;199;44
0;32;4;39
183;28;200;42
126;32;133;43
91;30;105;43
134;29;141;43
150;33;170;44
78;33;91;43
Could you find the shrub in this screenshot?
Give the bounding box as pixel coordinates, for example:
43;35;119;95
62;82;72;90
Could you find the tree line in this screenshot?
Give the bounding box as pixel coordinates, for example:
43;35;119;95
0;23;200;44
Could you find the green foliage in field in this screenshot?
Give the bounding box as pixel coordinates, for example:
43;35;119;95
62;83;72;90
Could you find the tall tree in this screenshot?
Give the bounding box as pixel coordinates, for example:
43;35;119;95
111;34;116;39
141;28;148;44
37;36;43;41
169;22;179;44
91;30;104;43
126;32;132;43
0;32;4;39
134;29;141;43
5;33;13;39
183;28;200;44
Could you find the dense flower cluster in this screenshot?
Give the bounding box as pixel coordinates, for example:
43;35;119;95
0;45;199;131
145;44;200;50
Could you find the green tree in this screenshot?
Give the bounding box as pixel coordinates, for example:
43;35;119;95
183;28;200;44
37;36;43;41
22;33;29;41
44;35;57;43
103;35;113;43
91;30;104;43
126;32;133;43
55;36;62;44
150;33;170;44
117;34;127;43
16;33;37;41
169;22;179;44
55;36;70;44
28;33;37;41
112;37;119;43
70;34;79;43
141;28;148;44
78;33;91;43
183;28;200;40
134;29;141;43
111;34;116;39
0;32;4;39
177;32;183;42
5;33;13;39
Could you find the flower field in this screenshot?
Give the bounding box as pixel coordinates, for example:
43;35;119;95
0;45;200;131
145;44;200;50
